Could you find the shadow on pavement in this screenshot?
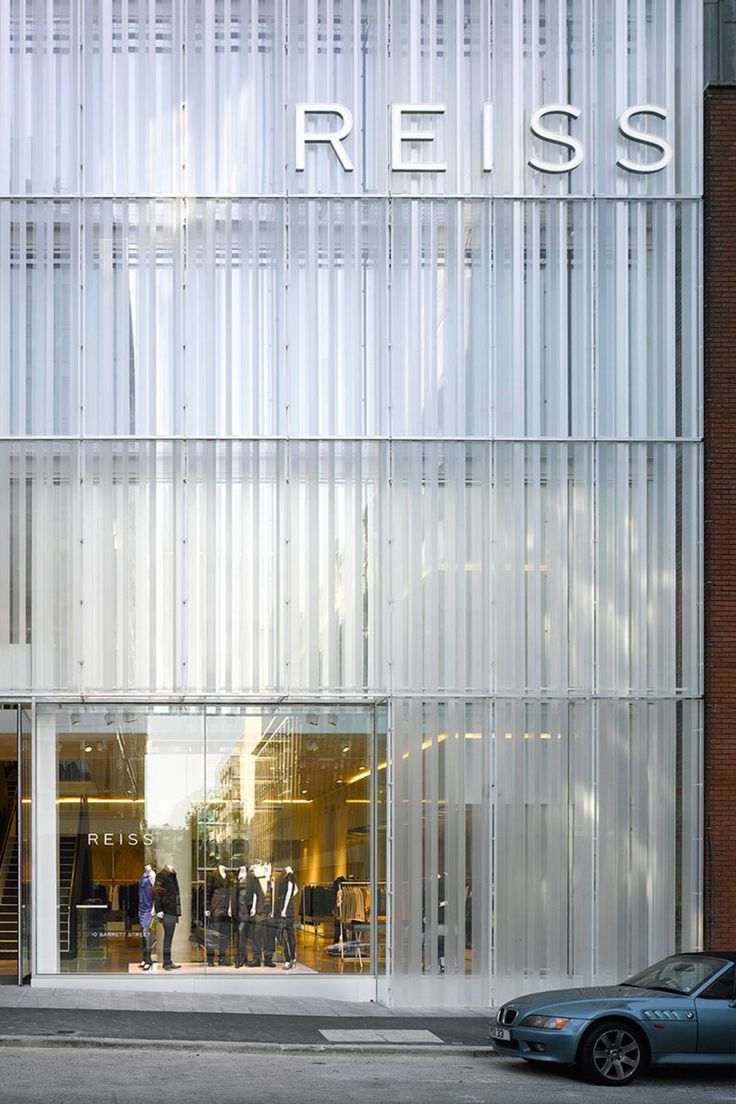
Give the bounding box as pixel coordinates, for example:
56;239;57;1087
495;1055;735;1088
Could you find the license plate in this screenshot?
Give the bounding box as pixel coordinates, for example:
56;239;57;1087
491;1026;510;1041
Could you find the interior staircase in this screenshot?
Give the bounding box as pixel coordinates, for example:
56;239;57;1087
0;768;18;962
59;835;77;957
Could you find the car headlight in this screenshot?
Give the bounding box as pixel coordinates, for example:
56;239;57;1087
520;1015;570;1030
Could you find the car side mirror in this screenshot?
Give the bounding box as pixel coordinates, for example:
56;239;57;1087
729;1000;736;1009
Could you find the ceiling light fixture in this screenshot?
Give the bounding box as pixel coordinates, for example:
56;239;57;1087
70;712;81;726
104;712;115;726
306;713;318;726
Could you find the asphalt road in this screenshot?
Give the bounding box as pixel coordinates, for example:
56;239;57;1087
0;1048;732;1104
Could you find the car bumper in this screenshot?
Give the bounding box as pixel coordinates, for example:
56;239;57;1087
492;1021;586;1065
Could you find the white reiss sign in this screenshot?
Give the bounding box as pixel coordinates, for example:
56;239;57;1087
295;102;673;175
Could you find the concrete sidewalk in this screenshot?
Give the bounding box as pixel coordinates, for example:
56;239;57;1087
0;987;494;1054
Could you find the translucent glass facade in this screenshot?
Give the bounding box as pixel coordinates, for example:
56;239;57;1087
0;1;702;1005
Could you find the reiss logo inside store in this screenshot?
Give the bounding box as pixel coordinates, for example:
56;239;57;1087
88;832;154;847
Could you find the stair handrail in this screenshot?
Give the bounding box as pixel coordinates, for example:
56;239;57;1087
59;835;77;956
64;796;92;958
0;790;18;903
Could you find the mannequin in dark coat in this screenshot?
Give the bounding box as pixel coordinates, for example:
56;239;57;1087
153;865;181;969
248;863;275;967
205;865;233;966
233;867;258;967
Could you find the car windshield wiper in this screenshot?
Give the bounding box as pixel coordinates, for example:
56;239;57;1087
619;981;687;995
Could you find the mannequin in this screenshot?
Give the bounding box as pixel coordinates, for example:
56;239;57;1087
154;863;182;970
248;861;275;967
234;865;255;968
276;865;299;970
332;874;346;943
137;864;156;971
205;860;233;967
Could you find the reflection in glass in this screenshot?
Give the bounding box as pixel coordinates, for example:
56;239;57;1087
204;706;374;973
49;706;204;975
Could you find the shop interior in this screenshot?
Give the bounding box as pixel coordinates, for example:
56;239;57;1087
51;705;384;975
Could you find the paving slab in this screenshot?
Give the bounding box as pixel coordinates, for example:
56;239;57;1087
0;988;31;1007
319;1029;442;1044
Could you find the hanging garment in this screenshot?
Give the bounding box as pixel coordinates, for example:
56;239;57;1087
337;885;366;924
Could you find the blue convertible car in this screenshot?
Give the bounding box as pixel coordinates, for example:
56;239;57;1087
492;952;736;1085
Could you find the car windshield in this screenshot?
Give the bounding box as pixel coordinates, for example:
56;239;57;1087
621;955;729;995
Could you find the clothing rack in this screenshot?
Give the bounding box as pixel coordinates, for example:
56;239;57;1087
335;882;370;967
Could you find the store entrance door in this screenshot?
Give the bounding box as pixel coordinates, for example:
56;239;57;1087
0;705;20;983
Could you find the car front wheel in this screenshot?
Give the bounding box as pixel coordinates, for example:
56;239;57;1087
578;1019;645;1086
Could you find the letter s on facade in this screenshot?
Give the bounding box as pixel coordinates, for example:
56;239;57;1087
617;105;672;174
528;104;584;173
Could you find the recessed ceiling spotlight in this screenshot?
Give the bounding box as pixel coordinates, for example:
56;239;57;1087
123;711;136;724
306;713;318;726
327;713;337;726
84;744;93;753
104;712;115;726
341;744;349;754
70;712;81;726
308;740;318;752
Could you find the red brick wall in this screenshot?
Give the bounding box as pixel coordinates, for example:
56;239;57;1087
704;83;736;951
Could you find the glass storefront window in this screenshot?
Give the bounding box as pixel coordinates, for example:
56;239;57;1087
37;703;377;976
205;706;375;974
44;706;204;974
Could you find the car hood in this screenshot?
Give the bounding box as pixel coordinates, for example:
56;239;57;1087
502;985;691;1017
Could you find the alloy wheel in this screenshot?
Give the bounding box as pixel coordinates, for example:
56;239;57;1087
591;1027;641;1082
